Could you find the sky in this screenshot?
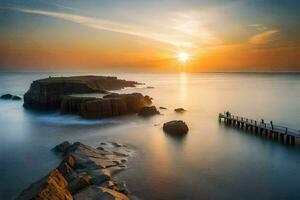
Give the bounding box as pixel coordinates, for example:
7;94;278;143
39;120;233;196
0;0;300;72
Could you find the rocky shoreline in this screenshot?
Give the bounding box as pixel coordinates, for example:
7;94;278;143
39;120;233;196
16;142;133;200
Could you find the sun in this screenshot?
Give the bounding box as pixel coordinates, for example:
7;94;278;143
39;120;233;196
177;52;189;62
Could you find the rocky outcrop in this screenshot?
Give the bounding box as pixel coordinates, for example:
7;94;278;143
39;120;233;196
138;106;160;117
61;93;152;119
17;142;132;200
163;120;189;135
1;93;22;100
23;76;140;109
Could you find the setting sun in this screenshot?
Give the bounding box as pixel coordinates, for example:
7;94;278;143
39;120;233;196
177;52;190;62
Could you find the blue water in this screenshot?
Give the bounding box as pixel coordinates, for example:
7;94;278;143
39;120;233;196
1;72;300;200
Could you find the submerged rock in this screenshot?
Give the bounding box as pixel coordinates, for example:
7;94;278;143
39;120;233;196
23;75;140;109
138;106;160;117
174;108;186;113
163;120;189;135
16;142;133;200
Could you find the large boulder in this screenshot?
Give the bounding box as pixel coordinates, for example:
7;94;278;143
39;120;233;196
23;76;140;109
138;106;160;117
163;120;189;135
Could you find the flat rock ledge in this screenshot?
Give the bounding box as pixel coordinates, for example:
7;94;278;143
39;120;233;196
16;142;132;200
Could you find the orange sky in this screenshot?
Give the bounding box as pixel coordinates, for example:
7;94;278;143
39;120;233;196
1;1;300;72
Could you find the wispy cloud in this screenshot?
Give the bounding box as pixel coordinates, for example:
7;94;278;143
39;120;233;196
249;29;279;45
248;24;268;31
10;7;192;47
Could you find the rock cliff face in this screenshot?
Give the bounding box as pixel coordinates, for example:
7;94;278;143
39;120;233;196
61;93;152;119
16;142;132;200
23;76;139;109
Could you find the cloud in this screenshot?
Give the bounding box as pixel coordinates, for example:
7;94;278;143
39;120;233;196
249;29;279;45
10;7;192;47
248;24;268;31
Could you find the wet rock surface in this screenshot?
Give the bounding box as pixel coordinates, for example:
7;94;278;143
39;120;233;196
23;76;140;109
16;142;132;200
163;120;189;135
138;106;160;117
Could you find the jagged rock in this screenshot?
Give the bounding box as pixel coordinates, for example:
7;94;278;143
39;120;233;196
23;76;140;109
174;108;186;113
138;106;160;117
163;120;189;135
16;169;73;200
16;142;132;200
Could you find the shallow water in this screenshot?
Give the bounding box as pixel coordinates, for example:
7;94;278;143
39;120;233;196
1;72;300;200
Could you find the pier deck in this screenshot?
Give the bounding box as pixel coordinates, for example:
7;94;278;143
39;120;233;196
219;112;300;144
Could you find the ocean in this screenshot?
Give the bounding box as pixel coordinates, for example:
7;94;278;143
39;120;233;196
1;72;300;200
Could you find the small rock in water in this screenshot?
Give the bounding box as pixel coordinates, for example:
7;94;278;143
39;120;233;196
146;86;155;89
138;106;160;117
0;93;21;100
163;120;189;135
174;108;186;113
159;106;167;110
12;95;22;100
1;94;13;99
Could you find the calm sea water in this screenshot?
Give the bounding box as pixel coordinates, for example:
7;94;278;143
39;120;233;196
1;72;300;200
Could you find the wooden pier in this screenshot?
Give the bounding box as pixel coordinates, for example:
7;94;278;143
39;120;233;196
219;112;300;144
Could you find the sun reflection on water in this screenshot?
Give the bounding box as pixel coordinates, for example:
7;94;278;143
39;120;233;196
179;72;187;103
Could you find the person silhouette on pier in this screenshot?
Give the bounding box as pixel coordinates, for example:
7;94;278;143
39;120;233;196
270;121;273;129
226;111;231;118
261;119;264;124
